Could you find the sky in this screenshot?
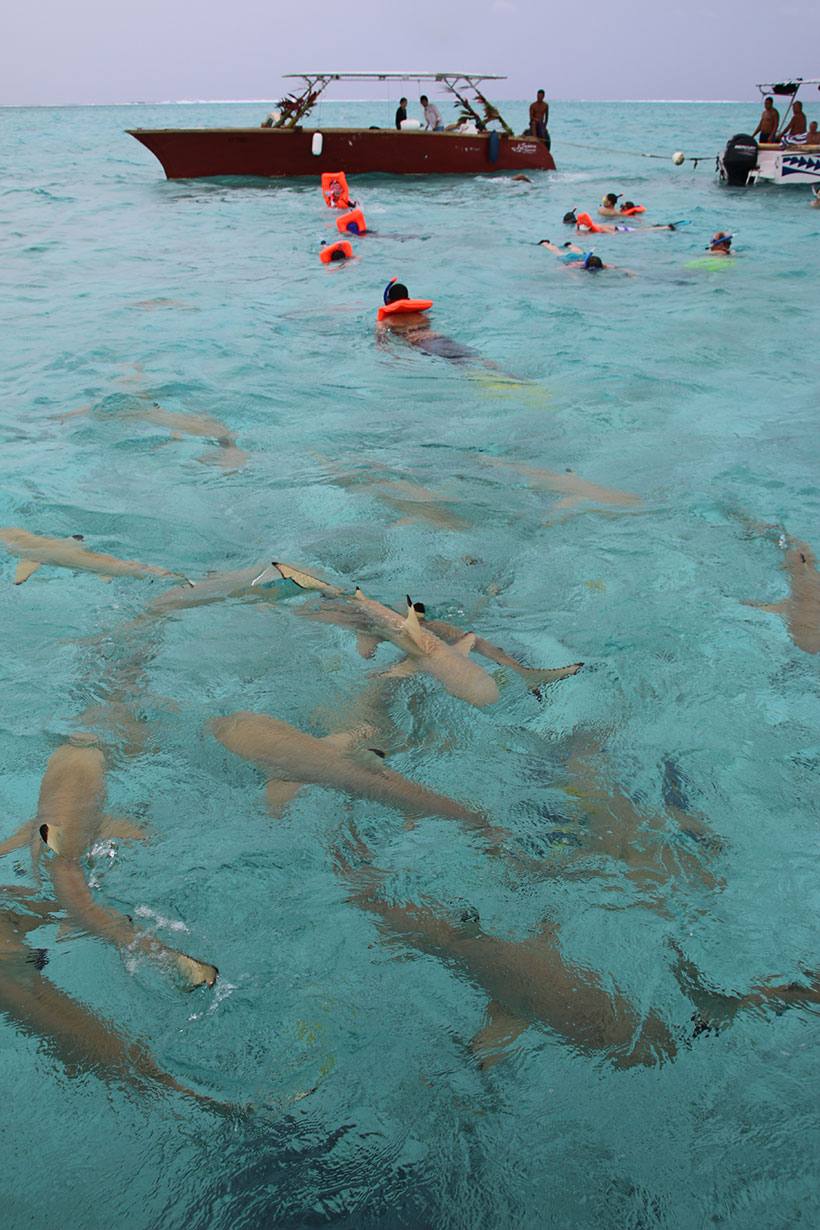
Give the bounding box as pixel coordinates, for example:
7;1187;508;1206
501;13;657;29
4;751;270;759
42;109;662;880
4;0;820;106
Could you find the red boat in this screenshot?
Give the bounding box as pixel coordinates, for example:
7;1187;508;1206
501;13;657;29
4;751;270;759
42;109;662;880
128;72;556;180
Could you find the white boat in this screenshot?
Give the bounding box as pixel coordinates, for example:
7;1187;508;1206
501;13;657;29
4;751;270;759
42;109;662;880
718;78;820;186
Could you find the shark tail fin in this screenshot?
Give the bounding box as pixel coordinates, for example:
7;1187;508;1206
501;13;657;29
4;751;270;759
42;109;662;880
517;661;584;694
272;562;342;594
173;952;219;990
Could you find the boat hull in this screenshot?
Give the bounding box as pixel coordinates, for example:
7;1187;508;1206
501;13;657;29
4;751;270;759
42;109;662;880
755;145;820;184
127;126;555;179
719;141;820;186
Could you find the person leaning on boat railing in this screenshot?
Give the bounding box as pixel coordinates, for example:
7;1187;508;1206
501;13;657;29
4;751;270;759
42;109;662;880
420;95;444;131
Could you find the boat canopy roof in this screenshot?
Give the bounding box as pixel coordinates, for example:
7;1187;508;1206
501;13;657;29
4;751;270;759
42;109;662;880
756;78;820;95
283;72;506;83
273;72;514;135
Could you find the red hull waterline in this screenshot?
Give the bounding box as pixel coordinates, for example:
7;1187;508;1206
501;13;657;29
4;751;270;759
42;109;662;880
127;127;555;179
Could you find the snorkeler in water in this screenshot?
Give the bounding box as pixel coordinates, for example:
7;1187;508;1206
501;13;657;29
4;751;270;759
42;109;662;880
537;240;635;276
376;279;482;362
705;231;735;256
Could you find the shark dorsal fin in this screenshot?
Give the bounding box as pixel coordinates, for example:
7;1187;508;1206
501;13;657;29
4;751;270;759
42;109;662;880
403;599;427;649
452;632;476;657
39;824;63;855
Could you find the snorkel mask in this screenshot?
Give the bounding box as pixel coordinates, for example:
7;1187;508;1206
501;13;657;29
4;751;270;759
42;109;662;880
708;233;734;250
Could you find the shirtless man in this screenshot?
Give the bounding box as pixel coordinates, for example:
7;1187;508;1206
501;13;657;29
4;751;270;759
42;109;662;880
529;90;549;140
805;121;820;146
778;100;808;143
753;96;779;143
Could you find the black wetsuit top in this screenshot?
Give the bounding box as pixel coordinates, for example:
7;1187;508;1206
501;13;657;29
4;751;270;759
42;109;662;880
395;106;407;131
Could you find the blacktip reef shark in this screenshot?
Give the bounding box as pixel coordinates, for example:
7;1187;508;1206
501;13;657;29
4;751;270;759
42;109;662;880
333;833;678;1069
336;834;820;1069
0;527;189;587
0;890;221;1103
210;711;501;846
254;566;499;707
147;558;343;615
266;562;582;700
475;456;642;510
746;533;820;655
0;742;218;989
56;396;249;471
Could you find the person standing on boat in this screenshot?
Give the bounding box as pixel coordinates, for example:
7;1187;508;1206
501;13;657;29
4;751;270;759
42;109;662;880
752;97;779;143
529;90;549;141
395;98;408;130
777;100;808;145
420;95;444;131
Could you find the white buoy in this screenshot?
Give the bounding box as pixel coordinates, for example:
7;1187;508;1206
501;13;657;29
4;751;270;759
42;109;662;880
312;132;323;156
673;151;685;165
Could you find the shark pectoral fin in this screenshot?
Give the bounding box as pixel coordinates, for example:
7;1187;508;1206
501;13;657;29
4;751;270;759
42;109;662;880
264;779;303;817
470;1001;530;1068
348;747;387;771
13;560;43;584
451;632;477;657
746;601;787;614
0;820;35;857
376;658;417;680
356;634;382;659
100;816;147;842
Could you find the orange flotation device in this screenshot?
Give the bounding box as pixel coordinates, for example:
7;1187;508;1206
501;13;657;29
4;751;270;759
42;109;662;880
377;299;433;321
576;211;605;233
319;240;354;263
337;208;367;234
620;205;646;215
321;172;350;209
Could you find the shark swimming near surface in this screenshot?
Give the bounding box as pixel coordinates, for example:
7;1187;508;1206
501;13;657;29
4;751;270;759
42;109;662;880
0;527;187;586
0;891;220;1102
747;533;820;655
56;397;249;471
333;833;677;1068
0;742;218;989
475;456;642;510
269;563;581;701
210;711;501;845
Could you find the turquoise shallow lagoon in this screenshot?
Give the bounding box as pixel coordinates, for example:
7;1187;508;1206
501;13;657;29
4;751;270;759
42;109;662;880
1;99;819;1227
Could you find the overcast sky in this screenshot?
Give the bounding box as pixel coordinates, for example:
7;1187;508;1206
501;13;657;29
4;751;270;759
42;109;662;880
5;0;819;105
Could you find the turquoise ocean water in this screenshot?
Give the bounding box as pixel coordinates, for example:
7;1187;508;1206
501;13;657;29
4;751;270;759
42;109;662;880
1;98;819;1227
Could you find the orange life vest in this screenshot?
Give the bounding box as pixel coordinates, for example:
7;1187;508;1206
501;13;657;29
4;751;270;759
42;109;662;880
576;211;605;233
377;299;434;321
319;240;354;263
321;172;350;209
337;208;367;234
620;205;646;215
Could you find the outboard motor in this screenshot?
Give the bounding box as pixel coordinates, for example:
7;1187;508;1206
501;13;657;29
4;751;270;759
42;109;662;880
721;133;759;186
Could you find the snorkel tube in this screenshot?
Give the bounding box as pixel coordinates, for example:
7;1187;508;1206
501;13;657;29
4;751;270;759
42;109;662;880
707;232;734;251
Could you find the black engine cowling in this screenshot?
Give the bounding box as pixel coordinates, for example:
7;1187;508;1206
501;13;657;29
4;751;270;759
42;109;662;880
722;133;759;186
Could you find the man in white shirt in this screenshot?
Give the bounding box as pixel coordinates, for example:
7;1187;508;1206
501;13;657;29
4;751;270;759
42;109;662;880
420;95;444;131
